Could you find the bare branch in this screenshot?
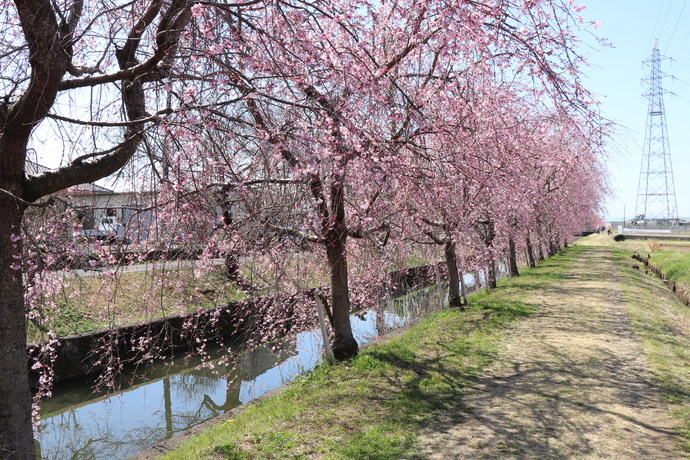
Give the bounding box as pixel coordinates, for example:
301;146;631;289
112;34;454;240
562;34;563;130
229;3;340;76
0;187;58;208
348;222;390;240
25;0;194;202
423;229;448;246
262;221;320;243
420;216;444;228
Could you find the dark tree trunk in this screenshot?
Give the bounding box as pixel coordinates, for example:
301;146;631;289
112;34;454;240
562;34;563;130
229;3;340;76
326;236;358;359
444;241;464;310
218;186;243;286
548;239;558;257
508;237;520;277
325;183;357;360
483;220;497;289
458;261;468;305
479;219;496;289
525;236;536;268
0;185;34;460
537;242;545;262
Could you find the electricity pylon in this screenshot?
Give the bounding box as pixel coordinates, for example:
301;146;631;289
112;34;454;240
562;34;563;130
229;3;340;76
634;40;678;222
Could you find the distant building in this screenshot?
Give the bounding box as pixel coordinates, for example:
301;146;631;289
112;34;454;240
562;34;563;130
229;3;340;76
27;161;158;243
70;190;158;243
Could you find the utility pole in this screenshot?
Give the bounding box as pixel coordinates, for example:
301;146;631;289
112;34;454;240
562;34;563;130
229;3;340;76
634;40;678;223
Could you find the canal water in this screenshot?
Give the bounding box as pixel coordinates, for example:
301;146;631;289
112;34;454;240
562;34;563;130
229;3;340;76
36;277;481;460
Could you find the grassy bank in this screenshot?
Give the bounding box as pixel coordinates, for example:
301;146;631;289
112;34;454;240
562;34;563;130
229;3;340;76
645;250;690;284
160;247;581;460
611;241;690;452
616;238;690;284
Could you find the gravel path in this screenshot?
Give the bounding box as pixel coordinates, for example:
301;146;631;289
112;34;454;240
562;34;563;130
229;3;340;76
419;238;684;459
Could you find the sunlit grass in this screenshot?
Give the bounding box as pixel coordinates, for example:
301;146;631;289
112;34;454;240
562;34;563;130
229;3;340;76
611;245;690;452
644;251;690;284
615;237;690;284
159;247;584;460
162;301;535;459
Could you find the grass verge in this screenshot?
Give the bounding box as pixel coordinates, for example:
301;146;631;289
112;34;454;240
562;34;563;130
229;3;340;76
644;250;690;284
611;243;690;452
615;237;690;284
160;247;581;460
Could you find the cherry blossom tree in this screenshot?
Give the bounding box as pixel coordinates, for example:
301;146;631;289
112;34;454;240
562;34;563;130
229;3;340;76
182;0;604;358
1;0;607;458
0;0;198;457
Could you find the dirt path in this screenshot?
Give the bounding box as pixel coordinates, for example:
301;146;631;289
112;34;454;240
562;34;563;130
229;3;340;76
419;237;684;459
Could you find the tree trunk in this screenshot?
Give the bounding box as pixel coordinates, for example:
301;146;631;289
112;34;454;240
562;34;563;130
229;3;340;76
444;241;464;310
488;256;497;289
549;239;558;257
324;182;358;360
508;237;520;277
480;220;497;289
537;242;545;262
525;236;536;268
0;190;34;460
458;261;468;305
218;187;245;288
326;236;358;360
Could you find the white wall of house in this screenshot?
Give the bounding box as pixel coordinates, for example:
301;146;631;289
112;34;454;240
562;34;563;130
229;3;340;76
71;192;157;243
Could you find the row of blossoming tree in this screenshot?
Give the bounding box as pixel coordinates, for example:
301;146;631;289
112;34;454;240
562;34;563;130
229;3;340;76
1;0;606;458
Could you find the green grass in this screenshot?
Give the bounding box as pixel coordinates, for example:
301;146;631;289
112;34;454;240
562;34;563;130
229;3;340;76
610;244;690;452
646;251;690;284
152;241;690;458
162;303;529;459
44;301;100;337
617;237;690;284
160;247;580;460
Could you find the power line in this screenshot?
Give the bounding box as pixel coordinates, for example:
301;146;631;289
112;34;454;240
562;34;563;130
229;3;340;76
670;75;690;90
665;0;688;50
648;0;669;55
667;106;690;119
671;56;690;73
671;28;690;57
657;1;675;47
668;91;690;106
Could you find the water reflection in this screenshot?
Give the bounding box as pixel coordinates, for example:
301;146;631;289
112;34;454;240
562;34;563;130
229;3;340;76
36;285;448;460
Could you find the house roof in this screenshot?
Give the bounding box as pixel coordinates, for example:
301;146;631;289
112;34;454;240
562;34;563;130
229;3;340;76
26;160;114;195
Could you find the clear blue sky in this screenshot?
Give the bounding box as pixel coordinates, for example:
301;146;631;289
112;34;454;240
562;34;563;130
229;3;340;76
579;1;690;221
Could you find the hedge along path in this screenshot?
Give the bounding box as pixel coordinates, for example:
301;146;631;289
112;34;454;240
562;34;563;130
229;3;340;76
419;236;684;459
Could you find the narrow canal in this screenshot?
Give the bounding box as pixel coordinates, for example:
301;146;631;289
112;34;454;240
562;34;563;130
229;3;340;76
34;276;480;460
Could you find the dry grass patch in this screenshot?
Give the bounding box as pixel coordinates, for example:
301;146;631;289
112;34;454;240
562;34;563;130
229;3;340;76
28;266;245;341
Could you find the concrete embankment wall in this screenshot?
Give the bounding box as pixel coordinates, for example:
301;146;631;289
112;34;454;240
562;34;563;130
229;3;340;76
27;263;442;387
